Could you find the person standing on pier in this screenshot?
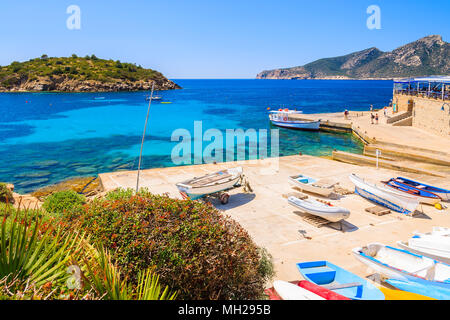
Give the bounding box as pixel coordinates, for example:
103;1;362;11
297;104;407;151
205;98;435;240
371;113;375;124
375;114;379;124
370;104;373;111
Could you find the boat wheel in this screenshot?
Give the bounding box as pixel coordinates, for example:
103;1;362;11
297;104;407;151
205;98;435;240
220;193;230;205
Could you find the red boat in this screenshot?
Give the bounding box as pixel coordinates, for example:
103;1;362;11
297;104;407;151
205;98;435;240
265;280;350;300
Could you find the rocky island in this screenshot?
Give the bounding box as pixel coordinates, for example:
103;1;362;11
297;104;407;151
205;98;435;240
0;54;180;92
257;35;449;80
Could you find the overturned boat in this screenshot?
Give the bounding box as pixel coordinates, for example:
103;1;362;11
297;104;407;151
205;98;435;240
176;167;243;201
288;196;350;222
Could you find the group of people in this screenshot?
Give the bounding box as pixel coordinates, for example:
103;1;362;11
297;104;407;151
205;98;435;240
343;104;388;124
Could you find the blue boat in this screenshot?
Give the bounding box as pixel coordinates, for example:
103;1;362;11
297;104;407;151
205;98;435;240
395;177;450;201
382;179;441;205
296;261;385;300
386;279;450;300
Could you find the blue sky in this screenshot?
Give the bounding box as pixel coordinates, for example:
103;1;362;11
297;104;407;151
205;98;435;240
0;0;449;78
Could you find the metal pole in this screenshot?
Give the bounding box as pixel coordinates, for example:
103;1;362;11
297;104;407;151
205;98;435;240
136;82;155;193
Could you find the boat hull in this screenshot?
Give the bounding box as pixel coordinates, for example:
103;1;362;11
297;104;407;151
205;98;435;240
296;261;385;300
273;280;325;300
288;197;350;222
397;241;450;265
386;279;450;300
396;177;450;202
288;175;334;197
352;244;450;292
383;181;441;205
349;174;418;215
270;120;320;131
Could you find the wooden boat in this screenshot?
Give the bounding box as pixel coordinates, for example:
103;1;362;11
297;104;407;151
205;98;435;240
269;110;320;131
176;167;243;200
381;179;441;205
288;196;350;222
394;177;450;201
296;261;385;300
288;174;336;197
266;280;349;300
397;228;450;264
352;243;450;299
349;174;419;215
272;280;325;300
385;279;450;300
379;286;435;300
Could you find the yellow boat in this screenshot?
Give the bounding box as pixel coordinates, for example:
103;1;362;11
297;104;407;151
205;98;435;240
160;102;172;104
379;287;435;300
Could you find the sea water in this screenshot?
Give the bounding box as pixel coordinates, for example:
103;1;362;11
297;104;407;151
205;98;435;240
0;79;392;193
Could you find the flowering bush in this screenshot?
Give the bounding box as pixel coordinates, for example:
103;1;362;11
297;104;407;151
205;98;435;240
42;191;85;214
0;183;14;204
63;189;273;300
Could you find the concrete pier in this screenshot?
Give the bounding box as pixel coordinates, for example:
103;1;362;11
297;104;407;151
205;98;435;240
99;155;449;286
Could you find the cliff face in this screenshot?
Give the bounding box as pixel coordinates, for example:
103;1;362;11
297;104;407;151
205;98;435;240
257;35;450;80
0;56;180;92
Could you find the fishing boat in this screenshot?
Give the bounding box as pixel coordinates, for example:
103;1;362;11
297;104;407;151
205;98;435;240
392;177;450;201
381;178;441;205
349;174;419;215
145;95;162;101
352;243;450;298
272;280;325;300
379;286;435;300
397;227;450;264
266;280;349;300
288;174;336;197
176;167;243;201
385;279;449;300
296;261;385;300
269;110;320;131
288;196;350;222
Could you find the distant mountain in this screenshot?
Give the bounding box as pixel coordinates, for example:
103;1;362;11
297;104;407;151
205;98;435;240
0;55;180;92
256;35;450;80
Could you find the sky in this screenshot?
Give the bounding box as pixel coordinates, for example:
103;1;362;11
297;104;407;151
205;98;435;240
0;0;449;79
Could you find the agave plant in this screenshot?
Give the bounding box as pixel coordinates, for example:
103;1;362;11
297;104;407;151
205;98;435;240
0;210;82;288
83;245;177;300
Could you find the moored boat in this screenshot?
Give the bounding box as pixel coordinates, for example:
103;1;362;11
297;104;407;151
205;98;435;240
352;243;450;298
381;178;441;205
296;260;385;300
288;196;350;222
176;167;243;200
394;177;450;201
349;174;419;215
269;110;320;131
272;280;325;300
288;174;336;198
397;228;450;264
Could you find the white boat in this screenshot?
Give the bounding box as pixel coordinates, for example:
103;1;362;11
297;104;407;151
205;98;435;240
288;174;336;198
269;110;320;131
397;228;450;264
176;167;243;200
349;174;419;215
381;179;441;205
352;243;450;293
288;196;350;222
273;280;325;300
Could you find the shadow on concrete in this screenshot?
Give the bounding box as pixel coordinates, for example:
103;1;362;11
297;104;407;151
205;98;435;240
210;193;256;210
292;211;358;233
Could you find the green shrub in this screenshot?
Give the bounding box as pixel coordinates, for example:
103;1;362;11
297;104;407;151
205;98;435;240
63;192;273;300
0;183;14;204
43;191;85;214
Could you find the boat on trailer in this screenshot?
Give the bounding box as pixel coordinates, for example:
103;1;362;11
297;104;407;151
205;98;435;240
381;178;441;205
296;260;385;300
288;174;336;198
176;167;243;203
393;177;450;201
349;174;419;215
352;243;450;300
288;196;350;223
397;227;450;264
269;110;320;131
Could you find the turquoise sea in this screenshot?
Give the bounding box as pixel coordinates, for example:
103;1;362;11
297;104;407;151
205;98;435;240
0;79;393;193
